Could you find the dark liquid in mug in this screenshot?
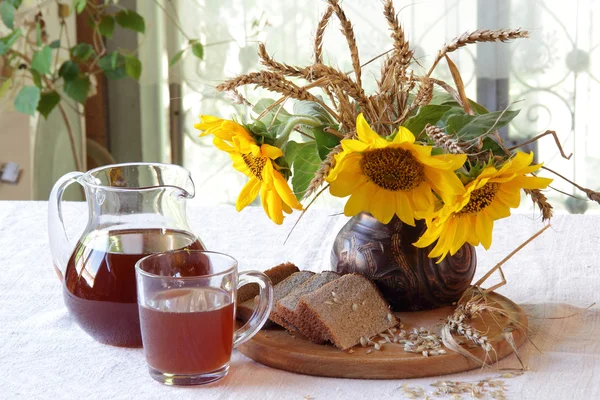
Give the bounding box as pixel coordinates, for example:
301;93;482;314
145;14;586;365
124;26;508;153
63;229;205;347
139;288;235;375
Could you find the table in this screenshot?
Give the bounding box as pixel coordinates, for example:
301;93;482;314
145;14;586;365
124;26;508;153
0;201;598;399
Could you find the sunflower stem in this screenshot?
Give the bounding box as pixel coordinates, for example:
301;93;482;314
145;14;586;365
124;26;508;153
275;116;323;147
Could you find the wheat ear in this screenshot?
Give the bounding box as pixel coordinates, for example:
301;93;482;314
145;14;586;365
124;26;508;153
382;0;413;67
327;0;362;87
258;43;304;77
425;124;466;154
428;28;529;76
304;144;343;199
314;6;334;64
524;189;553;222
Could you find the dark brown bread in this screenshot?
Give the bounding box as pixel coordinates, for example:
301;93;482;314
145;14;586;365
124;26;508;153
274;271;340;334
237;262;300;304
295;274;399;349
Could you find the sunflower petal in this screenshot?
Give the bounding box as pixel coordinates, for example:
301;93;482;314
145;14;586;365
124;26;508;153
424;168;466;200
261;144;284;160
414;220;444;248
356;113;381;144
329;172;367;197
236;178;261;211
450;217;468;255
411;182;434;212
393;126;416;144
370;189;396;224
341;138;369;153
273;171;303;210
429;217;458;261
266;189;284;225
418;153;467;170
395;191;416;226
344;182;372;216
475;213;493;249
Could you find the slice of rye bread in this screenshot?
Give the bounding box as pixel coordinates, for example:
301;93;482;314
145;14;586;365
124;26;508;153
237;262;299;304
266;271;316;329
295;273;399;350
273;271;340;334
237;270;314;325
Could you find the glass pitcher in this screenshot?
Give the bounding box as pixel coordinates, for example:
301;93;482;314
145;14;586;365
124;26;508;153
48;163;205;347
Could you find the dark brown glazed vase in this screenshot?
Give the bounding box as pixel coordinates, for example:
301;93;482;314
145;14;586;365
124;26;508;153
331;212;476;311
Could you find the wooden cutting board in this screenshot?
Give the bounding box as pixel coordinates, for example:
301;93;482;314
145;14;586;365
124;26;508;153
237;292;527;379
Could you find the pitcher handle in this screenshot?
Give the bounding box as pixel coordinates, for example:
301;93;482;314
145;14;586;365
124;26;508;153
233;271;273;348
48;172;85;281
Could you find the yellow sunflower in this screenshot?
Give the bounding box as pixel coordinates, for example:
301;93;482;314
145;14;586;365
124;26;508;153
326;114;467;225
413;151;553;261
195;116;302;224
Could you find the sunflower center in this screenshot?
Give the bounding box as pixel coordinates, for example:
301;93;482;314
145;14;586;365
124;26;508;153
241;153;266;180
459;183;500;214
360;148;425;191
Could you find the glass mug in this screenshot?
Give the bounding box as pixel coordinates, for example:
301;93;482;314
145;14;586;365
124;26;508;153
135;250;273;385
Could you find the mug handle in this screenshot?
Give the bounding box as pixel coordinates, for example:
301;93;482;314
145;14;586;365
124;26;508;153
48;171;85;281
233;271;273;347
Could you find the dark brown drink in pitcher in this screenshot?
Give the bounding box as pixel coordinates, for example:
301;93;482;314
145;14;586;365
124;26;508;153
63;228;205;347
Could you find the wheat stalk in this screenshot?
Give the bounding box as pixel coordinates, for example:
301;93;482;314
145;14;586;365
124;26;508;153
327;0;362;88
428;28;529;76
216;70;340;121
314;6;334;64
524;189;553;221
382;0;413;68
258;43;304;77
304;143;343;199
216;71;313;100
305;64;369;110
412;77;434;107
223;89;252;107
425;124;466;154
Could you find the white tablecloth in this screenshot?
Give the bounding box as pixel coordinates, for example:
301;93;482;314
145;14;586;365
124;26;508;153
0;201;598;399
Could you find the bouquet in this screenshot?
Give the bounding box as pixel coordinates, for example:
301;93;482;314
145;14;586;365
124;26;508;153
195;0;597;262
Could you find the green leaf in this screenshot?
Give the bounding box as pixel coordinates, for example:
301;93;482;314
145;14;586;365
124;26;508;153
480;137;505;156
14;86;41;115
31;46;52;75
7;0;22;8
313;126;341;160
125;55;142;80
0;28;21;55
191;42;204;60
115;9;145;33
58;60;79;81
70;43;94;61
1;1;16;29
30;69;42;88
72;0;85;14
169;49;185;66
0;78;11;98
293;100;335;124
284;140;311;165
455;110;520;140
443;113;474;136
403;104;452;135
37;90;61;118
291;142;321;200
35;22;41;46
98;52;126;79
49;39;61;49
253;98;291;127
98;15;115;39
64;76;90;103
